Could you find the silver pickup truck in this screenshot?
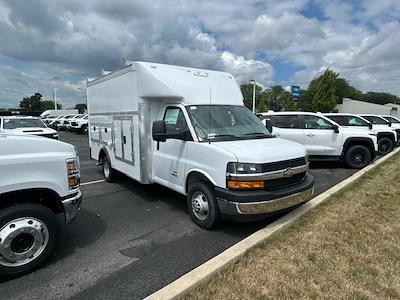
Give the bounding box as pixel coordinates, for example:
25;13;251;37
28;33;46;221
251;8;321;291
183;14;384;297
0;134;82;278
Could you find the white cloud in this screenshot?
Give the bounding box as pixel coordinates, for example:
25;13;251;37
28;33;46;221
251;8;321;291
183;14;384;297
220;52;274;87
0;0;399;108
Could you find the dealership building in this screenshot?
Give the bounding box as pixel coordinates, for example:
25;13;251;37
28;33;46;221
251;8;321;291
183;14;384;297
336;98;399;117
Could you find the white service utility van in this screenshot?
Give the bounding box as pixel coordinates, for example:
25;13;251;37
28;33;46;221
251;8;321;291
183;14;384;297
87;62;315;229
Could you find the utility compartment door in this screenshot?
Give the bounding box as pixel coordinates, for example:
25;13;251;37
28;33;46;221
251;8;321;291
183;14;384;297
113;116;135;165
122;119;134;163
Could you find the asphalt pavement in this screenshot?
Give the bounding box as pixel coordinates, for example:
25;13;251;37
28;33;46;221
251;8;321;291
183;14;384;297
0;132;357;299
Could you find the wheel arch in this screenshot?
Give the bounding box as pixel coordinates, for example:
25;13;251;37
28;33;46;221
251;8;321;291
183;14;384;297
98;146;111;163
342;137;375;158
185;170;217;194
377;132;396;142
0;188;64;215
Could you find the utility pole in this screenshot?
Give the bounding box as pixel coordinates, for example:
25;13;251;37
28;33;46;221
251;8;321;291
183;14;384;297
53;88;58;110
250;80;256;113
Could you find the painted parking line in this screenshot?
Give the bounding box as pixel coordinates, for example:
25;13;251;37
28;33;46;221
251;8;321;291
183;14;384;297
80;179;106;186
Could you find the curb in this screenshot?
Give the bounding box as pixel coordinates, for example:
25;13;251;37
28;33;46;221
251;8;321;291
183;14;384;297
145;148;400;300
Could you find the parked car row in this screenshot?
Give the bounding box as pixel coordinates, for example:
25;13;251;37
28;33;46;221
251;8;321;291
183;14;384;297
258;112;400;168
43;114;88;133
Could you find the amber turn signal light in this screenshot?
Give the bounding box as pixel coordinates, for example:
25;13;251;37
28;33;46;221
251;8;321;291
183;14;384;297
227;180;264;190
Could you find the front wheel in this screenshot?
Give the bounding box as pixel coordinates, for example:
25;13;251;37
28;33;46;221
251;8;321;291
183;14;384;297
0;203;59;279
187;182;220;229
80;125;87;134
344;145;372;169
378;137;393;155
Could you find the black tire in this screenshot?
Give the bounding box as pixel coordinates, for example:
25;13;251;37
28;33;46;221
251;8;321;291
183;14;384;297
344;145;372;169
0;203;59;279
102;155;116;182
187;182;220;229
80;125;87;134
377;137;393;155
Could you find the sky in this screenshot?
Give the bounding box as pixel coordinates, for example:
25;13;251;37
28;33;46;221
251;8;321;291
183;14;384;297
0;0;399;108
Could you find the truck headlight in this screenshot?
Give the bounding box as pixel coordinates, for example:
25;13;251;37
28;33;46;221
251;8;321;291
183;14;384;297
227;162;262;174
66;157;80;190
226;162;264;190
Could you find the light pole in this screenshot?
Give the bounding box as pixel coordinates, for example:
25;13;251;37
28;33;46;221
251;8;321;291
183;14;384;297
53;88;58;110
249;80;256;113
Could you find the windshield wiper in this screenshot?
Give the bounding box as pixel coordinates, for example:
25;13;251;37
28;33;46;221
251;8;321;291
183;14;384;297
243;132;271;137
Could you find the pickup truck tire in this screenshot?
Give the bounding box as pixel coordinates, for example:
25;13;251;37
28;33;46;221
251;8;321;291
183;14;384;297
344;145;372;169
102;156;116;182
80;125;87;134
377;137;393;155
187;182;220;229
0;203;59;278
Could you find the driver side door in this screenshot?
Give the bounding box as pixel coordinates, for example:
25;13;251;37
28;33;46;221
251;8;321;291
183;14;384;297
153;106;193;193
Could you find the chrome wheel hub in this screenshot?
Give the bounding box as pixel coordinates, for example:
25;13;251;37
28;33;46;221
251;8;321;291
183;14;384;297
0;218;49;267
191;191;209;221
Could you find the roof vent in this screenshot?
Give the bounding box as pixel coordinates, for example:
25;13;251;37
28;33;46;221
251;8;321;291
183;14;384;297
194;71;209;77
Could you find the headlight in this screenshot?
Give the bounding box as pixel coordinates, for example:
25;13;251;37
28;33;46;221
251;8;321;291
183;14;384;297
66;157;80;190
227;162;262;174
226;162;264;190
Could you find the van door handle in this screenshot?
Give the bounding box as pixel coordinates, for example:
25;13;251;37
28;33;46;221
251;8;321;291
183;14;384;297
306;133;315;137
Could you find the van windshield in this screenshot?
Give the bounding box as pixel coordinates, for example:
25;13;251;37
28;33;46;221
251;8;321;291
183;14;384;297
186;105;272;141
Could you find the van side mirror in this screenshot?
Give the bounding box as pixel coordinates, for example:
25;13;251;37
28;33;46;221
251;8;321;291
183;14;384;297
369;123;373;129
388;122;392;127
152;121;167;142
333;124;339;133
265;119;273;133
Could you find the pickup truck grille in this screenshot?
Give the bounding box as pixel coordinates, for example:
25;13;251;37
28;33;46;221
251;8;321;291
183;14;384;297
264;172;306;191
261;157;306;173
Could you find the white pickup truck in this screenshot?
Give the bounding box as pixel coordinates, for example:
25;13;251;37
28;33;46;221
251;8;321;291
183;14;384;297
0;134;82;278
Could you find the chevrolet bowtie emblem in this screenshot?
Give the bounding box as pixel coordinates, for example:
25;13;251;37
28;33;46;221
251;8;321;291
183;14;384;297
283;168;294;178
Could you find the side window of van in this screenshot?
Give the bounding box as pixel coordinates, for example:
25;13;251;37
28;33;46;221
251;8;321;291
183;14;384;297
163;107;191;140
272;115;299;129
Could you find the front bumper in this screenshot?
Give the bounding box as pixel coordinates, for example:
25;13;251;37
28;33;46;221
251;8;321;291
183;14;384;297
215;175;314;220
62;190;82;224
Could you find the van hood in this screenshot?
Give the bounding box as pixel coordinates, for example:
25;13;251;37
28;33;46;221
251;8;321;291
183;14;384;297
212;137;307;163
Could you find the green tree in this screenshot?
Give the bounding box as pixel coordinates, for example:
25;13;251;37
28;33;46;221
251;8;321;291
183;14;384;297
362;92;400;105
336;78;364;103
19;93;43;111
311;69;338;112
297;89;313;111
74;103;87;114
257;96;266;113
41;100;62;110
240;83;262;111
260;85;296;112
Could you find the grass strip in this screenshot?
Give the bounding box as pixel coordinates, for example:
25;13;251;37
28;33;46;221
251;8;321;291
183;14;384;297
184;152;400;299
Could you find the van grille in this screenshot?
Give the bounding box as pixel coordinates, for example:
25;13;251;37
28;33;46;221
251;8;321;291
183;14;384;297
261;157;306;173
264;172;306;191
